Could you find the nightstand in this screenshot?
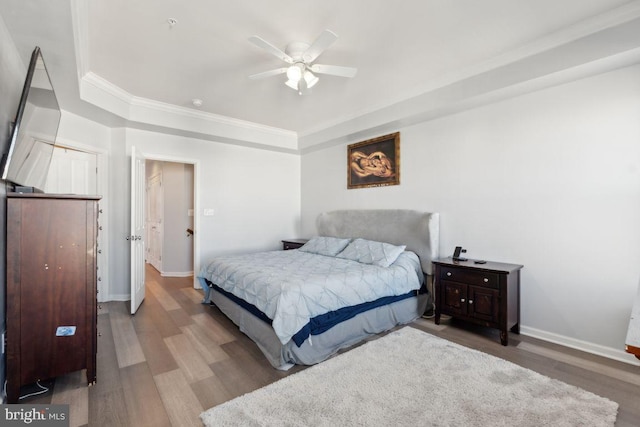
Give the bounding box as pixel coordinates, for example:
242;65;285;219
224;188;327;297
281;239;309;250
433;257;523;345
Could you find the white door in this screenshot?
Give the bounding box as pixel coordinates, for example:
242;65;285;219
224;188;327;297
146;172;163;272
45;146;97;194
130;146;146;314
45;146;106;300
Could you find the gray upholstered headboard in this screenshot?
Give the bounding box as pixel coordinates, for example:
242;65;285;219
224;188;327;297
316;209;440;275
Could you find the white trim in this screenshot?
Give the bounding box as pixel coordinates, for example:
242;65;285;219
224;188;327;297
80;72;298;150
107;293;131;302
299;3;640;138
520;326;640;367
160;271;194;278
70;0;89;80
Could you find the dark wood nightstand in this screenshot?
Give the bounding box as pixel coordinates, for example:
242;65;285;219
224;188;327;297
281;239;309;250
433;257;523;346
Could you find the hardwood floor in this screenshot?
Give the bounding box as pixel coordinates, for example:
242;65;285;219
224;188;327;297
18;264;640;426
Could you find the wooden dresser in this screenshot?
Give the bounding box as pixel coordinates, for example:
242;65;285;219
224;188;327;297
6;193;100;403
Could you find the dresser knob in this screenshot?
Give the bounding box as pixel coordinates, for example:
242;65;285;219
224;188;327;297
446;272;452;276
461;298;465;303
469;300;474;304
483;278;489;283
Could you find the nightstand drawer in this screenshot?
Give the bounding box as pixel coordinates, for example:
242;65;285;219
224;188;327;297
439;268;499;289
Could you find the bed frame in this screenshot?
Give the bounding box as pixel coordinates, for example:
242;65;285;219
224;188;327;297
206;209;440;369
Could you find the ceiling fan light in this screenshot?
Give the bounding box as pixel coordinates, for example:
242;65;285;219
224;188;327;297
285;79;298;90
286;64;303;82
304;70;319;89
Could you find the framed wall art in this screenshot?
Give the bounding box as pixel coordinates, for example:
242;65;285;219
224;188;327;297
347;132;400;189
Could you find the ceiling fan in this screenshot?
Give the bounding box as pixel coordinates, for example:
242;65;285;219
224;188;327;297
248;29;357;95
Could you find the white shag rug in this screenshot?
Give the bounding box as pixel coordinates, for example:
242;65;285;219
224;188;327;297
201;327;618;427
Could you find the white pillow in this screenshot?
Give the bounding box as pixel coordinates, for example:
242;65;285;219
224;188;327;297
298;236;351;257
337;238;406;267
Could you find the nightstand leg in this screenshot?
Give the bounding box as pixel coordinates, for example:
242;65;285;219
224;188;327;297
510;323;520;334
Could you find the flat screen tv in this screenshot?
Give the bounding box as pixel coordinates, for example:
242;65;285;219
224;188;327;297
1;46;61;193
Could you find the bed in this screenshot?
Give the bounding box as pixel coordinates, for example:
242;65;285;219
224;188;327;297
198;209;439;370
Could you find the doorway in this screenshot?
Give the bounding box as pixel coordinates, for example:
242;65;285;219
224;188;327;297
145;159;195;278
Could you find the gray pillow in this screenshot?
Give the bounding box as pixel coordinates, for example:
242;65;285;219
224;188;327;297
298;236;352;257
336;238;406;267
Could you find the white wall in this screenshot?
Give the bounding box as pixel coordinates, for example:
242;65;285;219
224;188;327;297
0;11;28;401
301;64;640;363
58;110;111;151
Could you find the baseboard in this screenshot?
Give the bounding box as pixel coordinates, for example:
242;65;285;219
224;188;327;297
105;293;131;302
160;271;194;278
520;325;640;367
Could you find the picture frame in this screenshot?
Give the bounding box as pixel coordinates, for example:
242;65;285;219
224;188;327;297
347;132;400;189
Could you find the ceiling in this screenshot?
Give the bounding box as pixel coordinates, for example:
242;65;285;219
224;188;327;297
2;0;640;149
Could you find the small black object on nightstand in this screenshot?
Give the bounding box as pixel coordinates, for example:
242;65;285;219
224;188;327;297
452;246;468;261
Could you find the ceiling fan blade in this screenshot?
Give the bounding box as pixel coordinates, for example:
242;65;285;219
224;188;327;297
249;36;293;64
249;68;288;80
310;64;358;78
302;29;338;63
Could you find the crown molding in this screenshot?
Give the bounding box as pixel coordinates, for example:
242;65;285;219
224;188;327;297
300;22;640;152
69;0;640;153
299;1;640;139
80;72;297;150
70;0;89;80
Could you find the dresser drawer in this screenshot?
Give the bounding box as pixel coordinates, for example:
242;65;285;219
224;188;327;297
439;267;499;289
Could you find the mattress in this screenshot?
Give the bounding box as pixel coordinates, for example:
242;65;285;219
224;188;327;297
198;248;423;345
207;283;428;369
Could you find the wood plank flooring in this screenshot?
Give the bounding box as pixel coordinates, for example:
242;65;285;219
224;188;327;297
18;264;640;426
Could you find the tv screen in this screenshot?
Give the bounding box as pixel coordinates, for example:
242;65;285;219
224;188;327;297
1;46;61;192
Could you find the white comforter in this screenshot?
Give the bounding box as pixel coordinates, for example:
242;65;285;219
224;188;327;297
198;249;423;345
